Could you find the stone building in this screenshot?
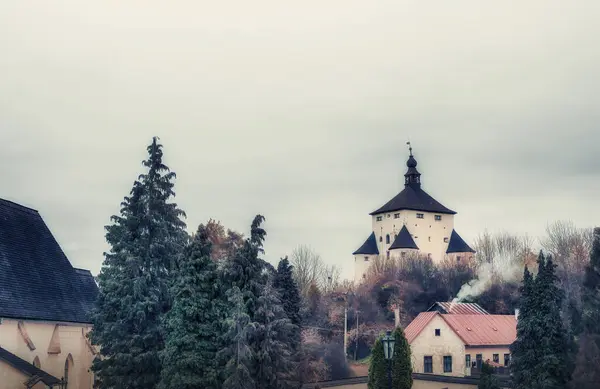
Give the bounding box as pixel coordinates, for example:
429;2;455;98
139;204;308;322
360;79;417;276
353;145;475;283
0;198;98;388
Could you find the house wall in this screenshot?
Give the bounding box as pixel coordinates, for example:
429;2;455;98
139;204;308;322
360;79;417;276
465;346;511;367
409;315;466;377
0;318;95;389
372;210;455;263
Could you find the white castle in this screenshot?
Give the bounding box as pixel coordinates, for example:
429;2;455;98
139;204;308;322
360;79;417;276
353;144;475;283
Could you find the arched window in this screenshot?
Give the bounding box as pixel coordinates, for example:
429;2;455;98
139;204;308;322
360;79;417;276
32;356;40;368
386;234;390;244
64;354;74;388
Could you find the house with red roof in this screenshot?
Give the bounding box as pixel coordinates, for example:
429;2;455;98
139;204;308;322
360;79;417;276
404;311;517;377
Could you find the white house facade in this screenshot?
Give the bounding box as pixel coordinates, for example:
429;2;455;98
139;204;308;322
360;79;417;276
353;146;475;283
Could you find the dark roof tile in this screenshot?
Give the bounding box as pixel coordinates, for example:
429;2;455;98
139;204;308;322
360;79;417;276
370;186;456;216
0;198;98;323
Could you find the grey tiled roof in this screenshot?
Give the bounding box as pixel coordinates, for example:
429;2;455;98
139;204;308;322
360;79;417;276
0;198;98;323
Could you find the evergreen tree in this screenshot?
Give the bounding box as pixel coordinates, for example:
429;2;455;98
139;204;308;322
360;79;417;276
253;279;296;389
367;338;388;389
89;137;187;389
478;362;500;389
511;252;573;389
221;287;256;389
571;227;600;388
391;327;412;389
510;266;537;389
159;224;227;389
274;257;302;328
224;215;268;320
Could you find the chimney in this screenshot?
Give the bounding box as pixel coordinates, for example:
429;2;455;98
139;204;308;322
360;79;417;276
515;309;520;323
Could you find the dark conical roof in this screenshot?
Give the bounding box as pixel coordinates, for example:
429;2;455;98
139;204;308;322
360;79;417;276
446;229;475;253
370;185;456;215
353;232;380;255
389;225;419;250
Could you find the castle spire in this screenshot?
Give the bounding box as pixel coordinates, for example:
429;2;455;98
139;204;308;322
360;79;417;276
404;142;421;187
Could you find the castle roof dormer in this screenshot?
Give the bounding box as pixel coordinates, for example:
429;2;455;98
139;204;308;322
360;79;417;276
389;225;419;250
370;145;456;216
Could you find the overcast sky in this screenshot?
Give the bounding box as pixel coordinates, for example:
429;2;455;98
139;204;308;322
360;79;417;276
1;1;599;280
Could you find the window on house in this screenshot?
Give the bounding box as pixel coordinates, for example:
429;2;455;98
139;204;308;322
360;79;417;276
364;256;369;262
416;213;424;219
443;356;452;373
465;354;471;368
493;354;499;364
435;329;441;336
386;234;390;244
435;215;442;221
376;216;382;221
444;237;449;243
64;354;73;388
504;354;510;366
476;354;483;368
424;356;433;373
394;213;400;219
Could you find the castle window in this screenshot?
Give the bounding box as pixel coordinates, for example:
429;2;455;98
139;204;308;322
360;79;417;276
364;256;369;262
416;213;424;219
387;214;390;218
386;251;390;259
435;215;442;221
379;236;383;242
457;256;462;262
428;236;431;242
33;356;40;368
362;274;366;279
394;213;400;219
386;234;390;244
376;216;383;221
401;251;406;258
444;237;449;243
427;253;432;259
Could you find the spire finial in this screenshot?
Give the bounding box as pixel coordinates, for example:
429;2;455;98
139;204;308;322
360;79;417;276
406;141;413;157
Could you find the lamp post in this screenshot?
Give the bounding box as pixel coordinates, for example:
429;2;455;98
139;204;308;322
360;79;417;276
382;330;395;389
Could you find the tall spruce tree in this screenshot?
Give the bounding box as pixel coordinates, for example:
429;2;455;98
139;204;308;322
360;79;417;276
89;137;187;389
511;252;573;389
391;327;412;389
571;227;600;388
224;215;268;320
159;224;227;389
368;338;388;389
274;257;302;347
253;279;296;389
221;287;256;389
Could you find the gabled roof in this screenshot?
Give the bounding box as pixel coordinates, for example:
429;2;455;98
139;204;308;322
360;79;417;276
0;198;98;323
427;302;489;315
389;225;418;250
446;229;476;253
404;312;516;346
353;232;379;255
370;185;456;216
0;346;61;386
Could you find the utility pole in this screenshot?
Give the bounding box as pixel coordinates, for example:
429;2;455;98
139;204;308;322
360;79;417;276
343;305;348;361
354;310;359;361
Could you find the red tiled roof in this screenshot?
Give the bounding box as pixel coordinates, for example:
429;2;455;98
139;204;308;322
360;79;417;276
431;302;489;315
404;312;516;346
404;312;438;343
442;314;516;346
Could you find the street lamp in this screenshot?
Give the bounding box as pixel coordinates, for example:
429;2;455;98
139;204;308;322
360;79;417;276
382;330;395;389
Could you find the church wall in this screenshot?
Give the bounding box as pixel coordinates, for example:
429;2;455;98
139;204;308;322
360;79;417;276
0;318;95;389
371;210;454;263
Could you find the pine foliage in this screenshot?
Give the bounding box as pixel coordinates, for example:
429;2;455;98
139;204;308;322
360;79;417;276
159;224;227;389
89;137;187;389
367;338;388;389
253;279;296;389
391;327;412;389
478;362;500;389
511;251;574;389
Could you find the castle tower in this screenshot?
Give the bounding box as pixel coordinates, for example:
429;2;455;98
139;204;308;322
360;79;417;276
353;144;475;283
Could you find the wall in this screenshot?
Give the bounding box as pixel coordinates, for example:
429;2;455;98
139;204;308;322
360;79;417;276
0;318;95;389
410;315;466;377
465;346;511;368
354;254;374;284
371;210;455;263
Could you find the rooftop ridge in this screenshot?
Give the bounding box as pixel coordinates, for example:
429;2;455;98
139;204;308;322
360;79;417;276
0;198;39;214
